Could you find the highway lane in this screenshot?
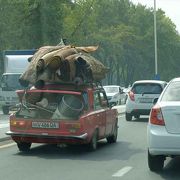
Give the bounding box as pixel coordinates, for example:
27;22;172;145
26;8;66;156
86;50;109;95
0;111;10;141
0;115;180;180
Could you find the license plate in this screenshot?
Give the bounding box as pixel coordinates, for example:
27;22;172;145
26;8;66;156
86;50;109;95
32;121;59;129
139;98;153;103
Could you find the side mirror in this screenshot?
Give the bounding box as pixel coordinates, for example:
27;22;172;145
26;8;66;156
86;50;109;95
153;98;158;105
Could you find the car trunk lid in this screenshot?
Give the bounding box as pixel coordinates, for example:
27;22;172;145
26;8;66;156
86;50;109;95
161;102;180;134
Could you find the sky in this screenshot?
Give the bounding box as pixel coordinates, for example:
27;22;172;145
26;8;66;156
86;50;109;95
130;0;180;33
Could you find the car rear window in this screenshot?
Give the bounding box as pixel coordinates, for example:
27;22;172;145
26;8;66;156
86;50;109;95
132;83;163;94
161;81;180;101
104;86;119;93
16;92;85;120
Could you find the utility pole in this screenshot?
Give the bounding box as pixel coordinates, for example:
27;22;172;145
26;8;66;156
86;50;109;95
154;0;159;79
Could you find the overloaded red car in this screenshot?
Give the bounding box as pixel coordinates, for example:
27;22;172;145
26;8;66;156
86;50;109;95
6;83;118;152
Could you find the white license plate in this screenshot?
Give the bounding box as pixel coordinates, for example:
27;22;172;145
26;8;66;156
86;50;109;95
32;122;59;129
139;98;153;103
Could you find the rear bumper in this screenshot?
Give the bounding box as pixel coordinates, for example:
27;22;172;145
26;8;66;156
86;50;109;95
147;124;180;155
6;131;88;144
128;109;151;116
126;101;152;115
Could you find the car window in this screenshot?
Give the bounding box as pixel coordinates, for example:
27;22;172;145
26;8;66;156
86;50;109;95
104;86;119;93
93;91;101;110
16;92;84;120
93;90;108;110
161;81;180;101
82;91;89;110
99;91;108;107
132;83;163;94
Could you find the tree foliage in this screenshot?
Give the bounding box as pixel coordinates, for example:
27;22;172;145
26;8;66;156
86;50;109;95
0;0;180;85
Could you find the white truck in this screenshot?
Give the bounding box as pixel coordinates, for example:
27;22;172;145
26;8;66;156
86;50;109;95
0;50;36;114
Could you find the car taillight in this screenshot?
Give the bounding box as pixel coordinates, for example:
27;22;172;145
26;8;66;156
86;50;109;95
128;91;135;101
65;123;81;133
149;105;165;126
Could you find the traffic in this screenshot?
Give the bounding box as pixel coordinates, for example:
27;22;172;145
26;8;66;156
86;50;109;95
1;0;180;179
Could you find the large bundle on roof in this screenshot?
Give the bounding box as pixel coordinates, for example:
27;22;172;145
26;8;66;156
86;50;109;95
19;44;109;88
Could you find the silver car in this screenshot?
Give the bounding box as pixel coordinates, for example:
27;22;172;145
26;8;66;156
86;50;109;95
147;77;180;171
103;85;125;106
125;80;167;121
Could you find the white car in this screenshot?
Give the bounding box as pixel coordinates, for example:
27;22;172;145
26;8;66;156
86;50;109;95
147;77;180;171
103;85;125;106
125;80;167;121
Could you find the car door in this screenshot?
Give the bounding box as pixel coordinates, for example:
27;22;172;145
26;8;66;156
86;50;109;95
93;90;106;138
99;90;114;136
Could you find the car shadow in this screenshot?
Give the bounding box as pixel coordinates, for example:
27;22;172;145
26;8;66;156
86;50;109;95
14;140;145;162
152;157;180;179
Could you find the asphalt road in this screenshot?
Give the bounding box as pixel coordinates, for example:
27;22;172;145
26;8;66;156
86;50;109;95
1;114;180;180
0;111;10;141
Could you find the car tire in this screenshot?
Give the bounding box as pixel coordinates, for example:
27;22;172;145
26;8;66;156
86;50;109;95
2;106;9;115
148;150;165;172
88;130;98;151
134;115;140;119
107;121;118;143
126;113;132;121
17;142;32;152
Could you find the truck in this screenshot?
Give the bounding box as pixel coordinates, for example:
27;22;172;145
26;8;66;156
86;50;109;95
0;50;36;114
6;83;118;152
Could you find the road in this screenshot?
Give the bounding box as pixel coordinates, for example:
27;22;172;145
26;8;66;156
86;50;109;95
0;111;10;141
1;114;180;180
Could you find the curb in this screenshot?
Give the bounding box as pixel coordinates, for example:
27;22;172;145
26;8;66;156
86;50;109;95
0;136;11;142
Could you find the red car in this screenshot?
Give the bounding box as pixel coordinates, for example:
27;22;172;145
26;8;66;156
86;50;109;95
6;84;118;152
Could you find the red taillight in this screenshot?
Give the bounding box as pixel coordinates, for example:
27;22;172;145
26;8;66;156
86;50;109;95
128;91;135;101
149;105;165;126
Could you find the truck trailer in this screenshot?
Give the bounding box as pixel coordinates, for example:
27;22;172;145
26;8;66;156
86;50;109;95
0;50;36;114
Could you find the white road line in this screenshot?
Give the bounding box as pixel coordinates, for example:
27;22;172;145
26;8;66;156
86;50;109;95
112;166;132;177
0;142;16;149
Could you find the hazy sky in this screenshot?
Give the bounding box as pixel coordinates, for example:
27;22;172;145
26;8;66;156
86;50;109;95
130;0;180;32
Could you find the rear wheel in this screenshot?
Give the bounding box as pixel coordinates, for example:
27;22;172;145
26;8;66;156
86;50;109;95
126;113;132;121
148;150;165;172
88;130;98;151
17;142;31;152
134;115;140;119
2;106;9;115
107;121;118;143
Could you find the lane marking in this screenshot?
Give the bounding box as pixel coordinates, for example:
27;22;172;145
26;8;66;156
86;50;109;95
112;166;132;177
0;142;16;149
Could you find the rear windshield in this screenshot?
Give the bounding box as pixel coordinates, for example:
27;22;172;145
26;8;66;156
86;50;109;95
104;86;119;93
161;81;180;101
132;83;163;94
16;92;87;120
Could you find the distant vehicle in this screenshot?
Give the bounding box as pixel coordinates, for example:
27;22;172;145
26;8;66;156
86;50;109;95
103;85;125;106
0;50;36;114
6;84;118;152
122;86;131;103
147;77;180;171
125;80;167;121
